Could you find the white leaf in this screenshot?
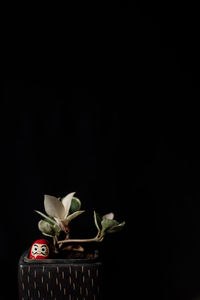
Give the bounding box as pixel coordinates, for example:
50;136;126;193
44;195;65;219
61;192;76;219
65;210;85;224
34;210;58;226
103;212;114;220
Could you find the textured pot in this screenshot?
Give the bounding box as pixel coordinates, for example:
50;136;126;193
18;250;102;300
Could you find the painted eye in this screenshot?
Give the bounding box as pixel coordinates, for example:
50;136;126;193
34;247;38;251
41;247;45;252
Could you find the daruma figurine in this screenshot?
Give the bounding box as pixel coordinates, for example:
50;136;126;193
29;239;50;259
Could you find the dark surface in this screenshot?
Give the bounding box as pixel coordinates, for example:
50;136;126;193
2;3;200;300
2;84;127;300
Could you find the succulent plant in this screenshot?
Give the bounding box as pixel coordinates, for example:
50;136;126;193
35;192;125;252
94;211;125;240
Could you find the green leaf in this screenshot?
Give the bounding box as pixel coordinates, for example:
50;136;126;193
101;219;119;232
34;210;58;226
44;216;56;225
94;211;102;232
69;197;81;214
38;220;61;237
53;224;61;236
106;221;126;233
38;220;55;236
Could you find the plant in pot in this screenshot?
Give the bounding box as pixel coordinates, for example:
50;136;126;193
18;192;125;300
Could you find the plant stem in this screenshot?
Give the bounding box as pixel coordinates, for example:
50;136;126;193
57;235;101;245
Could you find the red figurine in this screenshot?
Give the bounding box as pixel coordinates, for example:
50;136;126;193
29;239;50;259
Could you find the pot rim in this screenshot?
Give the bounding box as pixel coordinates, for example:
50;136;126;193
22;249;100;264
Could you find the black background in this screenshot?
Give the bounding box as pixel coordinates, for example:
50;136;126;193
2;3;200;300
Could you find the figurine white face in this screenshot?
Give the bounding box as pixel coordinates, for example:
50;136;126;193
29;239;50;259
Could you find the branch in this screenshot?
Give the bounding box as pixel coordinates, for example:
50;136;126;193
57;235;102;245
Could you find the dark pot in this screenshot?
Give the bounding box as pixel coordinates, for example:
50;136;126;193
18;249;102;300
